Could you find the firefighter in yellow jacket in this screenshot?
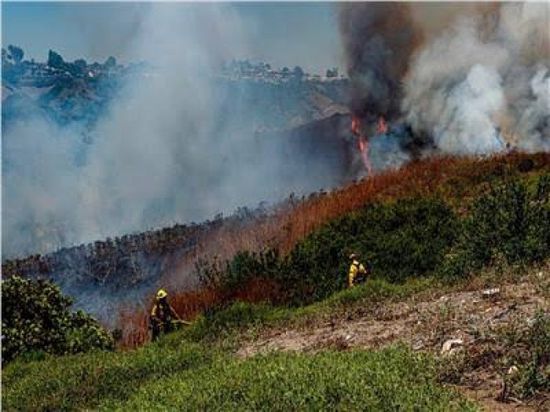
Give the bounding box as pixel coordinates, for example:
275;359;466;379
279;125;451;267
150;289;181;341
348;253;369;288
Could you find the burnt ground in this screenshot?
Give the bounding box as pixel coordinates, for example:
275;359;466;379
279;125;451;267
237;267;549;411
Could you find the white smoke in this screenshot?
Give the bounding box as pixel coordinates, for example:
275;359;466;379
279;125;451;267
3;4;343;258
2;118;83;254
402;3;550;154
433;64;505;154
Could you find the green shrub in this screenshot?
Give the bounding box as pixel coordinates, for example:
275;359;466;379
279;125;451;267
189;301;280;341
196;249;283;293
283;197;458;303
514;311;550;398
1;276;114;362
441;176;550;279
198;198;458;306
224;249;282;292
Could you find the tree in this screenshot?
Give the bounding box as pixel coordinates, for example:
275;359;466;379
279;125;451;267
293;66;304;80
7;45;24;64
326;68;338;78
74;58;87;70
8;44;25;64
72;58;88;76
47;50;65;69
104;56;116;69
2;276;114;362
1;48;9;67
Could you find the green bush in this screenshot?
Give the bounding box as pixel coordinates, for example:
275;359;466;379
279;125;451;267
1;276;114;362
198;198;458;306
514;311;550;398
189;301;279;341
441;176;550;279
281;197;458;303
196;249;283;295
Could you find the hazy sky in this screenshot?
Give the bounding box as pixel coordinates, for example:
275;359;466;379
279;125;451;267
2;2;344;74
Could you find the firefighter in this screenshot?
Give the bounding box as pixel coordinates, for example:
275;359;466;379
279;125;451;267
348;253;369;288
150;289;181;341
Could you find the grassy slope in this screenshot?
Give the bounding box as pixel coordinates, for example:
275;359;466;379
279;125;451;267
160;153;550;332
3;262;548;411
2;278;476;411
103;348;474;411
118;153;550;349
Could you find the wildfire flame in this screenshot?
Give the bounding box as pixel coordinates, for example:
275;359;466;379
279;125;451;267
351;116;361;137
357;135;372;175
377;116;388;134
351;115;372;175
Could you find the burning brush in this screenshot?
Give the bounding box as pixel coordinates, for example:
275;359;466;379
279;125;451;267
351;115;388;175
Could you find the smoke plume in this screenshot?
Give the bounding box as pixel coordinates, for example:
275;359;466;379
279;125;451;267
339;2;549;154
339;2;422;125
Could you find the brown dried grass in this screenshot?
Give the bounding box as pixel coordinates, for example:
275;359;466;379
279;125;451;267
120;152;550;348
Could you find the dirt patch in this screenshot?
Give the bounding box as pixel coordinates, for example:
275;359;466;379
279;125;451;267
238;281;546;357
237;274;549;410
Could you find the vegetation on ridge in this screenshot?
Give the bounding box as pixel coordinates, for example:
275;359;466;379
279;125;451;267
2;153;549;410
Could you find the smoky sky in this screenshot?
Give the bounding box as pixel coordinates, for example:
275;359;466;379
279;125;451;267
2;2;343;74
2;3;347;258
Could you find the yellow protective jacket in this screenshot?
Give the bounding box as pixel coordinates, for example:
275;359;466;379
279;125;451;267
150;300;179;324
348;260;367;288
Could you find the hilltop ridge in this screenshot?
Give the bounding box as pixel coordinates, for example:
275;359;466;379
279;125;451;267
2;46;350;131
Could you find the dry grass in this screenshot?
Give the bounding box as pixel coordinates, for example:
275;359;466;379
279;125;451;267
120;152;549;348
118;277;282;348
165;153;548;285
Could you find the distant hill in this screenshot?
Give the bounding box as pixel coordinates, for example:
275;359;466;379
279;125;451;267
2;47;350;133
2;47;357;262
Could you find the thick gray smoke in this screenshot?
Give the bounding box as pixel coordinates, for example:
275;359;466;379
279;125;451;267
339;3;421;124
3;4;344;258
340;2;549;154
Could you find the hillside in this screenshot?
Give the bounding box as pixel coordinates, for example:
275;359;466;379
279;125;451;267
3;48;357;261
3;262;548;410
3;151;549;410
4;152;548;322
4;3;549;409
2;47;349;132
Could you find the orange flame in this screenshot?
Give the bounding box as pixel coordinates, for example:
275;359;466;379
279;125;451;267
351;115;373;175
377;116;388;134
351;116;361;137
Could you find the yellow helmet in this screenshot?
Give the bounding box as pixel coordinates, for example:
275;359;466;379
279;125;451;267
156;289;168;299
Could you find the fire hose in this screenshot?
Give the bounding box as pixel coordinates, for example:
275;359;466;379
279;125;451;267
172;319;192;326
148;319;192;332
